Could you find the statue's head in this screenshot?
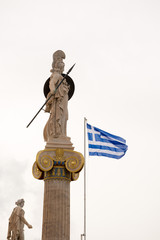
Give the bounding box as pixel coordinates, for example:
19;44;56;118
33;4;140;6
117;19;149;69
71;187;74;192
53;50;66;61
15;199;25;207
51;50;66;73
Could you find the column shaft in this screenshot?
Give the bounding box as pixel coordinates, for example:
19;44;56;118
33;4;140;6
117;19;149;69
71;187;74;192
42;179;70;240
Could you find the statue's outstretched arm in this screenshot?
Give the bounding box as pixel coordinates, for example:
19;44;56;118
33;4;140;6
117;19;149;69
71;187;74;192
20;214;33;228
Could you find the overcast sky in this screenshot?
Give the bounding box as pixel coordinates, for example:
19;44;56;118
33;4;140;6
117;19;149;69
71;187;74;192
0;0;160;239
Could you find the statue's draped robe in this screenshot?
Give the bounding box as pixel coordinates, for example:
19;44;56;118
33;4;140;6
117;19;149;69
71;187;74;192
7;206;29;240
44;72;69;141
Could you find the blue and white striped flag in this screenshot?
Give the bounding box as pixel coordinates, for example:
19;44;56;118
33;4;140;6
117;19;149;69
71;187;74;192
87;123;128;159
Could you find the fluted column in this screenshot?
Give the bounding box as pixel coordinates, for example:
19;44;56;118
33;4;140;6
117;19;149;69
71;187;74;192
42;179;70;240
32;148;84;240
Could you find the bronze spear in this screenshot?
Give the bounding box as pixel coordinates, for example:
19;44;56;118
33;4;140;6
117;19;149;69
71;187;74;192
26;63;75;128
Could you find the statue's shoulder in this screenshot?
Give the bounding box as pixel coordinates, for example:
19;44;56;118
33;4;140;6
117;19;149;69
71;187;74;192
13;206;20;213
20;207;25;214
15;206;24;215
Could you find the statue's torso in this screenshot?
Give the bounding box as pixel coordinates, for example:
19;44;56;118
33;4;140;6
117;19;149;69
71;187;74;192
9;206;25;238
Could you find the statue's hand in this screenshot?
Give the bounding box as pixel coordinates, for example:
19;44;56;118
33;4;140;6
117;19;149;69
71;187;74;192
45;104;51;113
28;224;33;229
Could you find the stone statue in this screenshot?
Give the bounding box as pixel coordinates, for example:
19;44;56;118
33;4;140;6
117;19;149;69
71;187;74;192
7;199;32;240
43;50;70;141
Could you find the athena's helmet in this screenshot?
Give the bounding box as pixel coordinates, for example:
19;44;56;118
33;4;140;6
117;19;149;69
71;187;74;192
52;50;66;71
53;50;66;61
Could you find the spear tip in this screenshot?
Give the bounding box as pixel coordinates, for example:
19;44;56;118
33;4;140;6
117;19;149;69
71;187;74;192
67;63;76;75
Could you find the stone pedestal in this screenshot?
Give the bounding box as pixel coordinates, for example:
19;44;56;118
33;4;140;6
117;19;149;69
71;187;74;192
45;137;74;150
32;148;84;240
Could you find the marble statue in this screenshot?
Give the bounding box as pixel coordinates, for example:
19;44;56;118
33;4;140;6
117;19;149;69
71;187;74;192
43;50;70;141
7;199;32;240
31;51;84;240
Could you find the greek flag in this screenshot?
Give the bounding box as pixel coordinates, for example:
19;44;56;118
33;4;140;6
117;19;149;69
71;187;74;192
87;123;128;159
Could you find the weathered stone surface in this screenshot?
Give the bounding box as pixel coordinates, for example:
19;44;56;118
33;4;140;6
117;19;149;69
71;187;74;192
43;50;69;142
7;199;32;240
42;179;70;240
32;51;84;240
45;136;74;150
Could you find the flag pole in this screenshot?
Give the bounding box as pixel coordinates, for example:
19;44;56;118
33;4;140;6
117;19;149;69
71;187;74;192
84;117;87;240
81;117;87;240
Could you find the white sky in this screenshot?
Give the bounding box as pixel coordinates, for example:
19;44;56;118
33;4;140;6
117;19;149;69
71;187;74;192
0;0;160;239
